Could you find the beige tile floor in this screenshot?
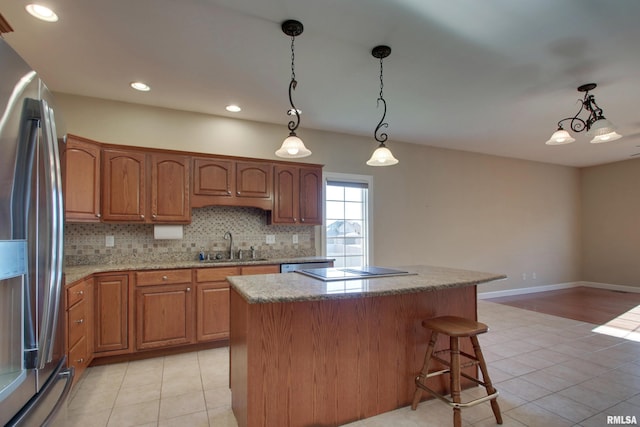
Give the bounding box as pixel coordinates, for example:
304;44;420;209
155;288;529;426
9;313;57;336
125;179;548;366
64;300;640;426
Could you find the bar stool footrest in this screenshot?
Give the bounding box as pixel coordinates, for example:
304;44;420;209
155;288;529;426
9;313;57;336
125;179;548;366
415;381;499;409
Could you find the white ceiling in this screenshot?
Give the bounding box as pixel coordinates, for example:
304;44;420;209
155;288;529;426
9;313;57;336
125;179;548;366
2;0;640;167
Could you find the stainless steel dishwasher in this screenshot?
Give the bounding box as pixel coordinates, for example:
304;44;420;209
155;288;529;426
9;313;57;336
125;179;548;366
280;261;333;273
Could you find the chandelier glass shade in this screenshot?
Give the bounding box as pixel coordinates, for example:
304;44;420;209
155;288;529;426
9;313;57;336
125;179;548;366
546;83;622;145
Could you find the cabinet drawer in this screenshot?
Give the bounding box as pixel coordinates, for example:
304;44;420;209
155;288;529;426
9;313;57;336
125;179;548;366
68;335;88;368
195;267;240;283
66;280;86;308
241;265;280;275
136;269;192;286
68;300;86;347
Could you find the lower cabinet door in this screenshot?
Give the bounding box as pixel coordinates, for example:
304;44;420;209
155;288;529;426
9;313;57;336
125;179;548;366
196;283;230;342
136;284;194;350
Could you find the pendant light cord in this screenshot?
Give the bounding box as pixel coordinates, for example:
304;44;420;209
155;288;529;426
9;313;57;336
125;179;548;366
288;35;300;133
375;56;388;143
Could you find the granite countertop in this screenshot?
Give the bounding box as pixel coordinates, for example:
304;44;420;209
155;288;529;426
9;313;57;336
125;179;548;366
227;265;506;303
63;256;334;284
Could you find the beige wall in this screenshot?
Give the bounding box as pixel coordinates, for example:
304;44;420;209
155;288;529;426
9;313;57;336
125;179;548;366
56;93;582;292
581;158;640;288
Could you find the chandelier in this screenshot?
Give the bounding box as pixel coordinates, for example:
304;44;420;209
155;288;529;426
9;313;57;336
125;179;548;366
546;83;622;145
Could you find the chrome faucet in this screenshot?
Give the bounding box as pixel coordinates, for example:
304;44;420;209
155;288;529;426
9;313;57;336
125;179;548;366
223;232;234;260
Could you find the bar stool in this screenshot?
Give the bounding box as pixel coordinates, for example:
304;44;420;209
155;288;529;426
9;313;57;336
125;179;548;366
411;316;502;427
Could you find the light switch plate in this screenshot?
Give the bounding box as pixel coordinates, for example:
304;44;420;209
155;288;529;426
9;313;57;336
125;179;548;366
292;234;298;244
266;235;275;244
105;235;115;247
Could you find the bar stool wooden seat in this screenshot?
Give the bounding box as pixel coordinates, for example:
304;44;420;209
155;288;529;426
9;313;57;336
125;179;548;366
411;316;502;427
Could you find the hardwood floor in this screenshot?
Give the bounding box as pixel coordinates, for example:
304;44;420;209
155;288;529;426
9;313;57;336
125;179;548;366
487;286;640;325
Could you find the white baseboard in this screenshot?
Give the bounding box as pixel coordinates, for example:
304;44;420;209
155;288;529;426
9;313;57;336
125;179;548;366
478;280;640;299
581;281;640;294
478;282;578;299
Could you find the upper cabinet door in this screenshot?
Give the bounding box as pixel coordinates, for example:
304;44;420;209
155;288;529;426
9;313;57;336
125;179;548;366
64;136;101;222
150;153;191;222
236;161;272;199
272;165;299;224
193;158;234;197
299;167;323;225
101;149;146;222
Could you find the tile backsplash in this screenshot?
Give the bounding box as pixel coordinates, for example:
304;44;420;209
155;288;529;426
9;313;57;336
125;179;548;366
64;206;316;266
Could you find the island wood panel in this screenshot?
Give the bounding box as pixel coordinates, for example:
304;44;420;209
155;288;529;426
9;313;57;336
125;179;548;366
230;285;477;427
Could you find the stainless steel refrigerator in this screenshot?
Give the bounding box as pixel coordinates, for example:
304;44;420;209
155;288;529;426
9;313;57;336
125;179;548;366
0;38;72;426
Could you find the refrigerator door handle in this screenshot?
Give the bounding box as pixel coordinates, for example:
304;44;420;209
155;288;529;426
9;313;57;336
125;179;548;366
36;99;64;367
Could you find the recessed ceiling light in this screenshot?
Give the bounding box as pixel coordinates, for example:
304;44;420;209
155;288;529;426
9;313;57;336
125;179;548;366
226;105;242;113
25;4;58;22
130;82;150;92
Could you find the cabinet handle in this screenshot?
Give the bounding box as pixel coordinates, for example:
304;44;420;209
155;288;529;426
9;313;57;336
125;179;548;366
96;213;101;218
162;275;168;280
186;287;191;292
140;214;145;219
75;318;84;324
75;290;84;296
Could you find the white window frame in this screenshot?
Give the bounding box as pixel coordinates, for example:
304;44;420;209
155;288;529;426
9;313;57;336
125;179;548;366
322;172;374;266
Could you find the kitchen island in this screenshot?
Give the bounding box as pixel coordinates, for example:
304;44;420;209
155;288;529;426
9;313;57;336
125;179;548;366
228;265;505;427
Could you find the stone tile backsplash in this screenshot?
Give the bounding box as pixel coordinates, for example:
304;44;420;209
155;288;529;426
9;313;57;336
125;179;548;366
64;206;316;266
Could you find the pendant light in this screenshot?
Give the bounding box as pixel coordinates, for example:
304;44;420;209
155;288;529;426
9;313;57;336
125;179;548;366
367;45;398;166
276;20;311;158
545;83;622;145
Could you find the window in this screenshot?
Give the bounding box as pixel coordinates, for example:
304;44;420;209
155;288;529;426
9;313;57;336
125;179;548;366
323;173;372;268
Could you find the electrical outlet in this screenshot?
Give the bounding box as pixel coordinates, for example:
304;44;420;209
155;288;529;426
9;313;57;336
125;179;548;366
292;234;298;244
521;273;526;280
266;235;275;244
105;235;115;247
532;272;537;280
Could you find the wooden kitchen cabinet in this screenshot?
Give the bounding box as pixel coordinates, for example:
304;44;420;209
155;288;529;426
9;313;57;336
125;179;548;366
101;149;146;222
150;153;191;222
102;149;190;223
195;267;239;342
63;135;101;222
192;158;272;210
135;269;194;350
94;273;130;354
270;165;322;225
65;277;93;385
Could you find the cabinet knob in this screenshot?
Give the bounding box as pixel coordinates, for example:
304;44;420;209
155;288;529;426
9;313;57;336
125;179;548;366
76;358;84;364
301;218;305;222
293;217;297;222
140;214;145;219
75;318;84;324
226;190;231;195
75;290;84;296
237;191;241;195
152;214;157;219
162;275;168;280
186;287;191;292
96;213;101;218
